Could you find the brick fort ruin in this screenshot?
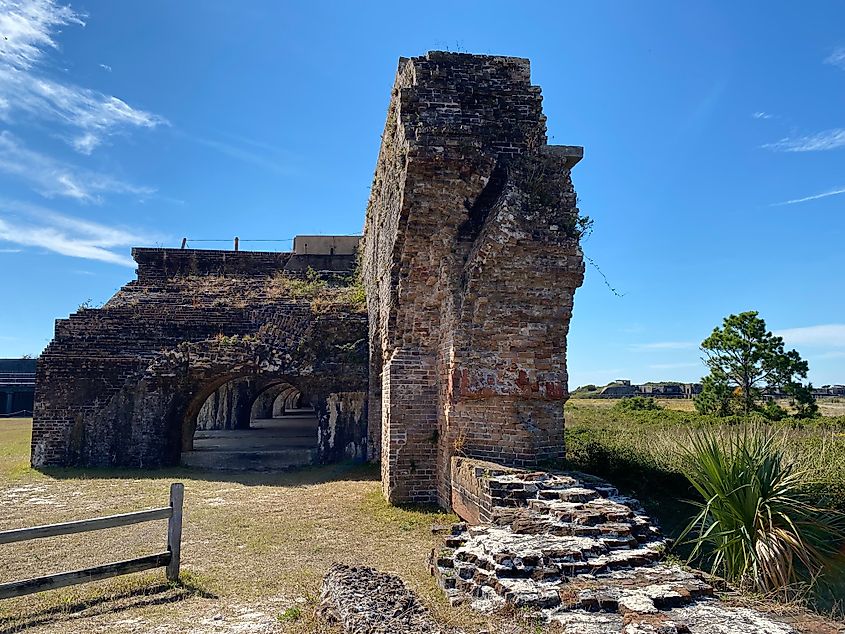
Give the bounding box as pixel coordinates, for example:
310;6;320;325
32;52;585;507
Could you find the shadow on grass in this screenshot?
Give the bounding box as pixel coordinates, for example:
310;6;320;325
37;460;381;488
558;437;698;550
0;578;215;634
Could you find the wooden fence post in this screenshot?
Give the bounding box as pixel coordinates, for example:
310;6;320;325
166;483;184;581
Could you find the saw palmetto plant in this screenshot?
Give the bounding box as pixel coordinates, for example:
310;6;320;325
678;425;845;596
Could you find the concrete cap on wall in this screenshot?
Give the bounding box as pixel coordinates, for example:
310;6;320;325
293;235;361;256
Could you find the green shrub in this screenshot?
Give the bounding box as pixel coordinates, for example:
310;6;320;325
613;396;663;412
277;606;302;623
677;425;845;596
761;399;787;421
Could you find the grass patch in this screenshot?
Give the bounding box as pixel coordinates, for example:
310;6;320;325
278;606;302;623
564;399;845;616
267;268;366;313
0;420;551;633
0;418;37;480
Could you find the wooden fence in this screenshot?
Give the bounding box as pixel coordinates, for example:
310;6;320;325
0;482;183;600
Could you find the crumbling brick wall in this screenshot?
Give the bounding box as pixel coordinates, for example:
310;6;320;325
361;52;585;506
32;248;368;468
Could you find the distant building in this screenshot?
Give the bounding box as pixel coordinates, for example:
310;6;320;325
0;358;36;416
580;380;842;401
814;385;845;397
598;380;637;398
590;379;702;399
638;382;702;398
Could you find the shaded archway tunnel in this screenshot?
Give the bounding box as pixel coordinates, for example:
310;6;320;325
182;377;320;470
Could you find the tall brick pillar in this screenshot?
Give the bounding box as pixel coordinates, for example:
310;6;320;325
361;52;585;506
380;348;438;503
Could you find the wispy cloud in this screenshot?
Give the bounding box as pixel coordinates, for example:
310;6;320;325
825;47;845;71
0;247;22;253
752;111;773;120
190;134;295;175
0;131;153;202
775;324;845;348
98;63;111;73
0;0;84;69
629;341;697;351
0;199;156;266
0;0;166;154
648;362;701;370
763;128;845;152
771;186;845;206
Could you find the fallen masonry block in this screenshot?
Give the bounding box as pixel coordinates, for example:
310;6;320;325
319;563;446;634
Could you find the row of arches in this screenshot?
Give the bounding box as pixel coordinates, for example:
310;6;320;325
194;379;305;431
182;378;318;470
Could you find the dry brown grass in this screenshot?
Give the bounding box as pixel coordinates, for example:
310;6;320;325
568;397;697;412
0;420;548;633
570;397;845;417
818;399;845;418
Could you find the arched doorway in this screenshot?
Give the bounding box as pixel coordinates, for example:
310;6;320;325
181;377;319;470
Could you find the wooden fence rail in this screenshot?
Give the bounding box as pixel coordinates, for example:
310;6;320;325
0;482;183;600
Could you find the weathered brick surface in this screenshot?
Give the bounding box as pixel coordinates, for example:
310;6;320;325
32;248;368;468
34;52;586;508
320;563;446;634
433;460;810;634
362;52;585;505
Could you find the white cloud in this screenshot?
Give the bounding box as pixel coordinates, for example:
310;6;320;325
763;128;845;152
775;324;845;348
648;362;701;370
752;111;773;120
190;135;295;175
825;47;845;71
0;131;153;202
629;341;697;351
98;63;111;72
0;0;84;70
71;132;100;155
0;0;166;154
0;199;155;266
771;186;845;206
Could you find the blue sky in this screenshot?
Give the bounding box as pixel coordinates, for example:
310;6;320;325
0;1;843;388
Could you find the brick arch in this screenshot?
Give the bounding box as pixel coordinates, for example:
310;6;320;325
248;380;302;420
183;374;314;454
277;387;302;413
269;384;303;417
31;248;368;469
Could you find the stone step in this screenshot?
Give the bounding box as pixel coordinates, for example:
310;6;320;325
190;435;317;451
180;448;316;471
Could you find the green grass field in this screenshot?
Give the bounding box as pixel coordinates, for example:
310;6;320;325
0;419;542;634
564;399;845;617
3;407;844;630
564;399;845;509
